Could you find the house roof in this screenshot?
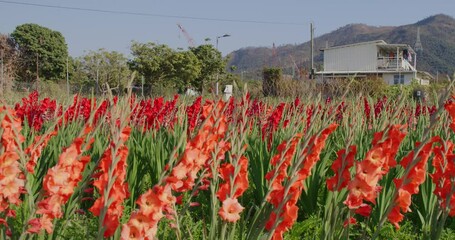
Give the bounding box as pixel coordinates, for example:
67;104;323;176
315;70;416;75
321;40;386;51
321;40;415;54
377;44;416;54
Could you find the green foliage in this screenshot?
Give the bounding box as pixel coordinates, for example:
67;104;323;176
11;23;68;82
375;222;419;240
126;127;184;205
168;50;202;93
58;212;99;239
285;215;321;240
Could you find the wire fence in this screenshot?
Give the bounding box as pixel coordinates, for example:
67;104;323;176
7;80;194;99
4;77;319;101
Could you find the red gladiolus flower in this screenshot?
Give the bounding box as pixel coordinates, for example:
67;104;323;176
444;99;455;132
355;203;373;217
431;140;455;216
344;217;357;227
262;103;285;149
14;91;58;130
327;146;357;191
186;96;202;136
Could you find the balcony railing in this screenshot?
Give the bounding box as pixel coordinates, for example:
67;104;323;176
377;57;415;71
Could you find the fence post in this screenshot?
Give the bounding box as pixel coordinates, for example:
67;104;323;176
141;76;144;97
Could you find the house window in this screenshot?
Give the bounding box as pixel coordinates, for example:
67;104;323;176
393;75;405;84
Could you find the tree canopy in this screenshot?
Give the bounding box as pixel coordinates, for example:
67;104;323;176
129;42;225;93
11;23;69;82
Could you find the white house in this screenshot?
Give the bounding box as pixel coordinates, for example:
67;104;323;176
315;40;428;85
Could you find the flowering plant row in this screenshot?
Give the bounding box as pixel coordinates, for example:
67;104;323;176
0;89;454;239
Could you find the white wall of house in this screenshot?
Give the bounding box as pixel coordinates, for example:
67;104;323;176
383;73;415;85
324;42;378;72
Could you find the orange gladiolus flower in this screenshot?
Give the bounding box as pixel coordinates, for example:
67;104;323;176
122;100;230;239
121;185;175;240
265;124;337;240
344;125;406;215
31;135;92;234
90;144;130;237
219;197;244;223
167;101;230;194
387;138;437;229
298;123;338;181
217;156;249;201
0;107;25;236
24;131;57;173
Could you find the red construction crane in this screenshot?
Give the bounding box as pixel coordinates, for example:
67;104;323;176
177;23;195;47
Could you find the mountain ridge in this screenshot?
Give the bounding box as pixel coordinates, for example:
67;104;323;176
228;14;455;78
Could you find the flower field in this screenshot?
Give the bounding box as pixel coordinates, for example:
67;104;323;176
2;89;455;240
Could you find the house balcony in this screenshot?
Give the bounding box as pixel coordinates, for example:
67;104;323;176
377;57;416;72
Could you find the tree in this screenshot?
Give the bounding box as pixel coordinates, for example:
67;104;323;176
263;67;282;97
129;42;174;86
11;23;68;82
190;44;225;93
72;49;131;93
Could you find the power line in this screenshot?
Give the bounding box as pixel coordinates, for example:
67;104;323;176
0;0;306;26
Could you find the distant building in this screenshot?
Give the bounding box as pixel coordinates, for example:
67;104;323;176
315;40;428;85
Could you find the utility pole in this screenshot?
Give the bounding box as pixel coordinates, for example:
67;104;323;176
0;50;4;94
37;36;43;90
310;22;315;79
215;34;230;96
141;75;144;97
36;53;39;88
66;56;69;95
96;66;99;95
118;67;121;96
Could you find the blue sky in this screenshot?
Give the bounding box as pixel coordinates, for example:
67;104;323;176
0;0;453;57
